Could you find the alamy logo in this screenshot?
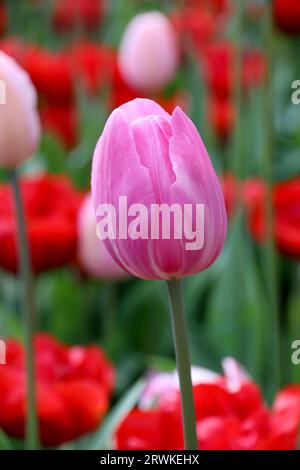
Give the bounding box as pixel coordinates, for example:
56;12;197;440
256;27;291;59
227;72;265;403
291;80;300;105
0;80;6;105
96;196;205;251
291;340;300;365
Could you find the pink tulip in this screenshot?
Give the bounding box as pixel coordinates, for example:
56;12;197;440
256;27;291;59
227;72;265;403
0;52;40;168
92;98;227;280
118;12;179;92
140;358;247;409
78;194;127;280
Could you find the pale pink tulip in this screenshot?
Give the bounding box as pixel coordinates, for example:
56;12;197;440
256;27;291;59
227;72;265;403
78;194;127;280
139;358;247;409
118;12;179;92
0;52;40;168
92;98;227;280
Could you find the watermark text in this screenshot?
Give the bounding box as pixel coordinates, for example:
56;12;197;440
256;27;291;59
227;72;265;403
96;196;205;251
291;80;300;104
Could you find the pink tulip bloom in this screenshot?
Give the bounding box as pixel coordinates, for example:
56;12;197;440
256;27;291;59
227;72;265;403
118;12;179;92
92;98;227;280
0;52;40;168
78;194;127;280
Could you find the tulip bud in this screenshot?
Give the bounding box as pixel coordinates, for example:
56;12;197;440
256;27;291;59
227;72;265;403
118;12;179;93
0;51;40;169
92;98;227;280
78;194;127;280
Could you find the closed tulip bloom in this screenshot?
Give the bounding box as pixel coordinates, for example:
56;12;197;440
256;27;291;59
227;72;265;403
92;98;227;280
78;194;127;280
118;12;179;93
0;52;40;168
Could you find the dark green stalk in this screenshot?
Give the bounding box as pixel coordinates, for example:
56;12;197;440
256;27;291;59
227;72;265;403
262;0;281;393
167;280;197;450
232;0;243;180
9;169;39;449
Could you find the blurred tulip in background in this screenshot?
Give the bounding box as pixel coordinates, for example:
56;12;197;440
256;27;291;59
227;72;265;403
118;12;179;93
53;0;104;32
0;174;83;273
0;334;115;446
116;359;300;450
273;0;300;34
78;194;127;280
0;51;40;169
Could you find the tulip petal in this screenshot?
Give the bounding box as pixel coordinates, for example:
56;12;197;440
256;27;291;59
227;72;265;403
92;108;166;279
119;97;170;123
169;106;227;275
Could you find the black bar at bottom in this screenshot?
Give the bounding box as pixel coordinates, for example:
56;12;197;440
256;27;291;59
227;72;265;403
0;450;298;466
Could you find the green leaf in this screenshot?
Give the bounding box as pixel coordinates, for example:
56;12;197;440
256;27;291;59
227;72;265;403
38;133;68;174
287;268;300;383
0;430;14;450
206;213;268;386
274;150;300;181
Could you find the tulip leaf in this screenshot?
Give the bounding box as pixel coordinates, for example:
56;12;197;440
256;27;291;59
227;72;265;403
38;133;68;174
0;430;14;450
274;150;300;181
287;268;300;383
206;213;268;387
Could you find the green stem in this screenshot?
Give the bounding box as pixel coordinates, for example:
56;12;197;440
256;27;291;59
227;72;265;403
232;0;243;180
167;280;197;450
102;282;119;358
9;169;39;450
262;0;281;394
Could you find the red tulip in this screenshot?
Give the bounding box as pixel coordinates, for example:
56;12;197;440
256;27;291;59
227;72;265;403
0;1;6;37
40;104;79;149
204;42;266;100
209;97;235;140
274;385;300;420
171;0;229;55
186;0;229;16
53;0;103;32
0;334;115;446
221;172;238;217
116;359;300;450
23;46;74;104
244;178;300;258
0;174;84;273
274;0;300;35
171;7;216;53
242;48;267;91
204;41;233;100
70;42;115;95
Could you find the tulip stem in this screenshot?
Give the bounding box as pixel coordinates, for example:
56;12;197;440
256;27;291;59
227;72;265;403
167;280;197;450
262;0;281;395
9;169;39;450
